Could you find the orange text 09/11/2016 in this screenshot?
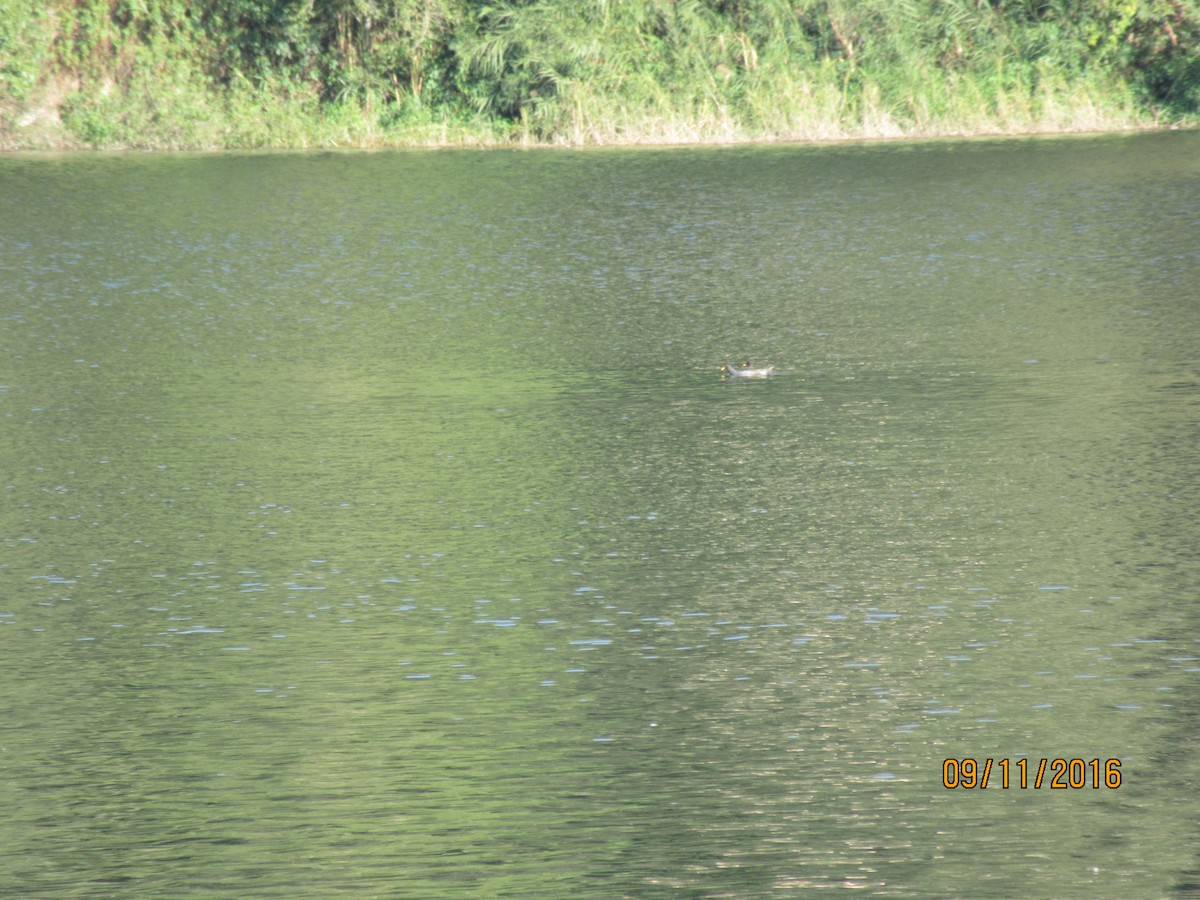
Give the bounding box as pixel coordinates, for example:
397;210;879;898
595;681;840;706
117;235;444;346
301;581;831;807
942;758;1122;790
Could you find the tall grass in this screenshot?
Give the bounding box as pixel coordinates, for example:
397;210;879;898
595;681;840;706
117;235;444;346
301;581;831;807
1;0;1195;150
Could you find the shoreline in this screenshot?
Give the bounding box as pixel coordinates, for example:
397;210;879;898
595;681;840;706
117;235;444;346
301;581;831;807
0;118;1186;155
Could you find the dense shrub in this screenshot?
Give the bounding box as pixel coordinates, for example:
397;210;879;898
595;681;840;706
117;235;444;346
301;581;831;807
2;0;1196;147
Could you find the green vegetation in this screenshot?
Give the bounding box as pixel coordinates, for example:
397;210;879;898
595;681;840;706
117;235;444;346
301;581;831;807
2;0;1198;149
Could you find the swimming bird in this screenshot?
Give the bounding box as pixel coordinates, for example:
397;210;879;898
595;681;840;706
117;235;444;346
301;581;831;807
721;361;776;378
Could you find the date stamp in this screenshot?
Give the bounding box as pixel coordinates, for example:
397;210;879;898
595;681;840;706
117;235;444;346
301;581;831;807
942;758;1122;789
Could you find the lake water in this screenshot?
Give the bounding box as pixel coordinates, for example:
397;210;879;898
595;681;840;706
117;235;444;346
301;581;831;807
1;132;1198;897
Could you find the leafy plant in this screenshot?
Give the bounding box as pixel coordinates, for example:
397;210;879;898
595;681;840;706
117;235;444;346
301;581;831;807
1;0;1195;148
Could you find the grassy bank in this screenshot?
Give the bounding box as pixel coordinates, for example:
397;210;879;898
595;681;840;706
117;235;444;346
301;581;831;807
2;0;1198;150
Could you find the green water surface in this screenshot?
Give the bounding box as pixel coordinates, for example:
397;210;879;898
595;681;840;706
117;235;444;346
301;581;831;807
1;132;1198;897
